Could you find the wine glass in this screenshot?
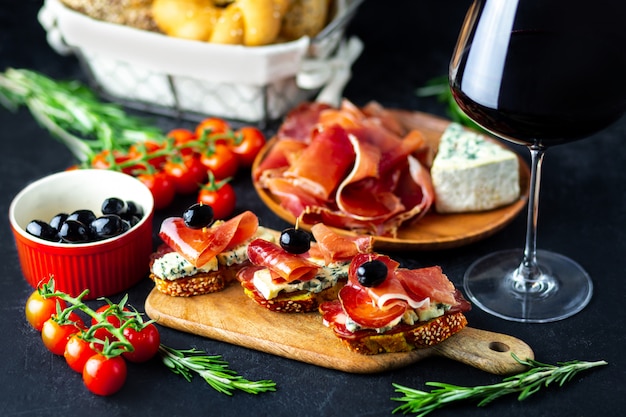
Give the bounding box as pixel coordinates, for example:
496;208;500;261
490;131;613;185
449;0;626;322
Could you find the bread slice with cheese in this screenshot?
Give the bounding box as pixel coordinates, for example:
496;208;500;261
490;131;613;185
150;226;277;297
319;253;471;355
150;210;275;297
238;223;374;313
238;257;351;313
431;123;520;213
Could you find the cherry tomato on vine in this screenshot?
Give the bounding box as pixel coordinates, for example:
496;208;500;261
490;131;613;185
200;143;239;180
90;305;129;344
122;323;161;363
41;313;84;355
231;126;265;167
25;290;67;331
90;150;137;174
82;354;127;396
128;140;168;170
195;117;231;139
164;155;208;195
136;171;176;210
198;177;236;220
167;128;197;156
64;333;98;373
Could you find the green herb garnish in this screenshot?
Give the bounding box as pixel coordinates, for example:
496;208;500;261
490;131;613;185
159;345;277;395
392;354;607;416
0;68;165;161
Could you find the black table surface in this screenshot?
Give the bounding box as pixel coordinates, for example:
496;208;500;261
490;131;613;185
2;1;625;416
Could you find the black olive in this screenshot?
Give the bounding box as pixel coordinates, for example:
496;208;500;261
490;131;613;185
279;227;311;254
122;215;141;227
26;220;59;242
90;215;128;239
356;259;388;287
101;197;127;216
67;209;97;227
58;219;91;243
183;203;214;229
49;213;68;232
125;200;143;218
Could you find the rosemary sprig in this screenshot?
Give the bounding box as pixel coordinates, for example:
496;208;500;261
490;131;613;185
391;354;607;417
159;345;277;395
0;68;165;161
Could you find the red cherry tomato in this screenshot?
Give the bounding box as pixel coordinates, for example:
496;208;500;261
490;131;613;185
230;127;265;167
122;323;161;363
82;354;127;396
90;305;123;343
195;117;231;139
164;155;208;195
199;143;239;180
136;171;176;210
90;150;137;174
64;333;98;373
167;128;197;156
128;140;168;170
25;290;67;331
198;179;236;220
41;313;84;356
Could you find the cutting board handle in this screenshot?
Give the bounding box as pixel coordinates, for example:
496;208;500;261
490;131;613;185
433;327;534;375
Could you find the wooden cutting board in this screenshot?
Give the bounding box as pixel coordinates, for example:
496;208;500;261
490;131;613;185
145;285;534;375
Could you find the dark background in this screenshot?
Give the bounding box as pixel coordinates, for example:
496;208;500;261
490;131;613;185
1;1;625;416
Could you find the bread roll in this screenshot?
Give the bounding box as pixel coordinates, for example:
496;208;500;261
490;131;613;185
152;0;220;41
281;0;330;40
237;0;282;46
209;3;244;44
61;0;158;31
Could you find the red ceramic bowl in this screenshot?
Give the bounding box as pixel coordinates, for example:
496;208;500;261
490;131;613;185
9;169;154;299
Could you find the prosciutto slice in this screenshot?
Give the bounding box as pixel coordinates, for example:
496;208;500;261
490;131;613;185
159;211;258;267
246;238;320;283
253;139;307;182
308;223;374;264
396;266;457;306
335;253;470;329
255;100;435;237
283;124;355;201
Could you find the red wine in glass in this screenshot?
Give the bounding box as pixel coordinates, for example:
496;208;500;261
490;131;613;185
449;0;626;322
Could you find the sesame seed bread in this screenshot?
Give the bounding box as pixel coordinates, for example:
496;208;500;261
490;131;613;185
241;279;345;313
323;311;468;355
149;266;242;297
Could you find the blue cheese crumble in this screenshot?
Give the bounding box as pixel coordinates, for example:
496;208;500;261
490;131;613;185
252;260;349;300
152;226;276;281
344;302;451;333
152;252;218;281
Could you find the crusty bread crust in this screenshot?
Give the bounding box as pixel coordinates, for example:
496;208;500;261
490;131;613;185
328;312;468;355
150;262;249;297
242;282;344;313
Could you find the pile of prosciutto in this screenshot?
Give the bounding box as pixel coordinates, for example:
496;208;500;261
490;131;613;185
253;100;435;237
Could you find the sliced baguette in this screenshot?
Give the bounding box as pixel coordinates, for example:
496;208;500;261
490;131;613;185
241;279;345;313
325;311;468;355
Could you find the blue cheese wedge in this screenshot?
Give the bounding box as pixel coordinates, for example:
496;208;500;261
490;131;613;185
431;123;520;213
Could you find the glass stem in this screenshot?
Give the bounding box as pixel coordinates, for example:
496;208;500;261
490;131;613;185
515;144;545;288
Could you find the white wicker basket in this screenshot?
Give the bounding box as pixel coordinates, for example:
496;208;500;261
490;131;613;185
39;0;363;124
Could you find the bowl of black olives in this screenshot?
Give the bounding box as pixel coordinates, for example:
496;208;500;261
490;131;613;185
9;169;154;299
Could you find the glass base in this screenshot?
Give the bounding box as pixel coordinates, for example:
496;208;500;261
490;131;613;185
463;249;593;323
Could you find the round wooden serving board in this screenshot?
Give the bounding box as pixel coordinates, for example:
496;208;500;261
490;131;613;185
252;110;530;251
145;284;534;375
